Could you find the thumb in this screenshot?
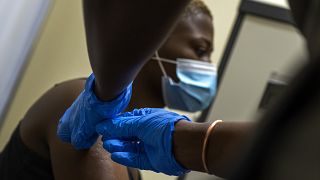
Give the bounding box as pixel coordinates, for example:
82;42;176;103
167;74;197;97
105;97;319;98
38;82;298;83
111;152;154;172
96;117;138;138
56;110;72;143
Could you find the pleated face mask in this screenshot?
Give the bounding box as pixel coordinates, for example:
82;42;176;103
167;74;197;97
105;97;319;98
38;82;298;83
153;52;217;112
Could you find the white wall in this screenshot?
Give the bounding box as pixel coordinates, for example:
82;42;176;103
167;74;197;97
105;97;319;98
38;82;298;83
251;0;289;8
0;0;51;126
204;0;242;64
209;15;307;124
0;0;91;149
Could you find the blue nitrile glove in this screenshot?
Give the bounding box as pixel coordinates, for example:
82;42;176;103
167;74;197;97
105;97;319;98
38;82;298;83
96;108;191;176
57;73;132;149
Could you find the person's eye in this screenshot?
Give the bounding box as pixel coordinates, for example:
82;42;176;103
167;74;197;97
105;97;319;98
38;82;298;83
195;46;207;57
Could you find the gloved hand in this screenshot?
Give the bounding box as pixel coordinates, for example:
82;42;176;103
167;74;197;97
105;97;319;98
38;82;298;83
57;73;132;149
96;108;191;176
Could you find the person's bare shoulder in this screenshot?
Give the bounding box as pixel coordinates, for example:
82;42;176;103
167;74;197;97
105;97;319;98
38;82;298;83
20;78;131;180
20;78;86;159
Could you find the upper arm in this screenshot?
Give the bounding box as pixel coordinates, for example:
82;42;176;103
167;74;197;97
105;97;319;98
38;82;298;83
20;79;130;180
49;136;129;180
83;0;191;101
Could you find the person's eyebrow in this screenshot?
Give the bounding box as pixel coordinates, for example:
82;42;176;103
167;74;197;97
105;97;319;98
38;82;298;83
190;36;214;53
198;37;212;49
201;37;214;53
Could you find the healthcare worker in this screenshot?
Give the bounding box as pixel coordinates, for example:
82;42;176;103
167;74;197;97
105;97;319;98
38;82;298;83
95;0;320;179
0;0;216;180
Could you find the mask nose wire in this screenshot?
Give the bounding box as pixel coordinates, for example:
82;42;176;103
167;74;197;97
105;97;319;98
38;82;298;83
155;51;168;77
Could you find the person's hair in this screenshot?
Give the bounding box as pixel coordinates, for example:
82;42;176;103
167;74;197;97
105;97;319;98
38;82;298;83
182;0;213;20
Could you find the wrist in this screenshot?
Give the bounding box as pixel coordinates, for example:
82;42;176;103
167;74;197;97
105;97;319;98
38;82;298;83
173;120;210;172
85;74;132;118
89;73;133;102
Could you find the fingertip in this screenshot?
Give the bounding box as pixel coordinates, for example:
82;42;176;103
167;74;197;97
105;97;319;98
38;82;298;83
103;139;114;152
96;120;111;135
57;133;71;143
102;142;109;151
111;152;151;171
103;139;138;153
72;133;98;150
110;152;130;165
95;123;105;135
56;121;71;143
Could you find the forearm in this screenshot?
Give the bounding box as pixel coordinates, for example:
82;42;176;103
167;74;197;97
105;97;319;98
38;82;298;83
206;122;254;177
83;0;191;100
173;121;208;172
173;121;254;178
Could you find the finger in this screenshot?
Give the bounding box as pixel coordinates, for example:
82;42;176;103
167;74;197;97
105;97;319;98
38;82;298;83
103;139;144;153
111;152;153;171
96;118;138;138
96;108;156;137
96;119;121;137
101;136;138;142
96;108;170;138
118;108;150;117
72;132;98;150
56;112;72;143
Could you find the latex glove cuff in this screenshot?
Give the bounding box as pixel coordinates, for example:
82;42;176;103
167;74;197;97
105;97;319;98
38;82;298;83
84;74;133;118
57;73;132;149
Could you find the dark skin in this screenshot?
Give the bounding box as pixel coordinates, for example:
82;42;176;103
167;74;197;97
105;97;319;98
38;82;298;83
83;0;192;101
128;12;214;110
20;80;133;180
173;120;255;177
17;0;191;179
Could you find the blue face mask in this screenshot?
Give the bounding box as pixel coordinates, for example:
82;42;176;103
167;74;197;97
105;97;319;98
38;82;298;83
153;52;217;112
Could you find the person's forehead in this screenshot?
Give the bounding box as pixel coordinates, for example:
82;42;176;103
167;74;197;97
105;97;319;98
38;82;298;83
173;14;213;36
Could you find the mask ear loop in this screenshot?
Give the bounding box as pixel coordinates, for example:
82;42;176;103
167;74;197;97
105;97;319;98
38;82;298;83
155;51;168;77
